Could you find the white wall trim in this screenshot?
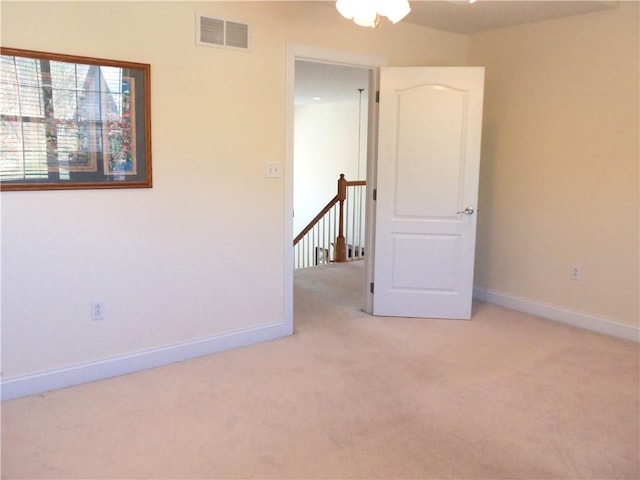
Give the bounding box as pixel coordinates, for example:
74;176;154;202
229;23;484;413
0;322;289;401
473;287;639;343
286;43;386;69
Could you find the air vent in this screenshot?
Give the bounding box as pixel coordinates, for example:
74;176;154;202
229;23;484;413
196;14;249;50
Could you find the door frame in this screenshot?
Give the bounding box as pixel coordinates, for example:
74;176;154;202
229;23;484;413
284;44;386;331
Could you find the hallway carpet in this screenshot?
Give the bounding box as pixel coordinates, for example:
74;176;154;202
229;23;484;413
2;262;639;479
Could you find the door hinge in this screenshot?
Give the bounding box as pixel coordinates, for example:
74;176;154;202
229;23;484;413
373;189;377;201
370;282;374;294
375;91;380;103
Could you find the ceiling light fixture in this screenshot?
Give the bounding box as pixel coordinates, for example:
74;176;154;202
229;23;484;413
336;0;411;28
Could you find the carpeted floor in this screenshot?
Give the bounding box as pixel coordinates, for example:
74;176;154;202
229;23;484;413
1;261;639;479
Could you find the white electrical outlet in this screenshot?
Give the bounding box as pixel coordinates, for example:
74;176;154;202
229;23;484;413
92;301;105;320
571;265;581;281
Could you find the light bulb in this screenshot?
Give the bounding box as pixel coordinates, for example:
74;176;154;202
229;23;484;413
382;0;411;24
336;0;411;27
336;0;356;19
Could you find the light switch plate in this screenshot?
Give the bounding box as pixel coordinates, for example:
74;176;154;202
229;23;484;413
266;162;280;178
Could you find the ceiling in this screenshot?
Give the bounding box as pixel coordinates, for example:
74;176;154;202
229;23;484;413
403;1;617;34
295;61;370;105
296;1;619;104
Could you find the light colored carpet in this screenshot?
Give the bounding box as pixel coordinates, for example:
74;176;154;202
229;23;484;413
1;261;639;479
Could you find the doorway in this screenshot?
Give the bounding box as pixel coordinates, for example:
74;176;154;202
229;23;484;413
293;60;369;267
284;45;385;332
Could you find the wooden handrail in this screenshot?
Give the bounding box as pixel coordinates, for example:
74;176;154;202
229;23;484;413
293;194;339;246
294;174;367;264
345;180;367;187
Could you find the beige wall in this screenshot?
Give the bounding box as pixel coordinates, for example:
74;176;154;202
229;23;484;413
469;3;639;326
0;2;468;379
294;100;366;235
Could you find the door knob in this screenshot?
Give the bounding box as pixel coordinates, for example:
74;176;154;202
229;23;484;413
456;207;474;215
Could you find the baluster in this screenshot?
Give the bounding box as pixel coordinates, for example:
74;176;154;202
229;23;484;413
305;233;310;268
293;174;366;269
322;215;327;264
350;188;355;259
357;185;363;259
332;204;337;262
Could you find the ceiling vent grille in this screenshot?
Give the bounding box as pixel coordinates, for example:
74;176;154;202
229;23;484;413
196;14;249;50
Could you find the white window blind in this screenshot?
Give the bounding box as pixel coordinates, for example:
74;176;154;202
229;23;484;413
0;56;127;181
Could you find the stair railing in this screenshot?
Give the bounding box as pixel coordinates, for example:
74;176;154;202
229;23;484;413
294;174;366;269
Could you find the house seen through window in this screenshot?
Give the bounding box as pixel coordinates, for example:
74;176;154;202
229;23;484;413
0;55;131;182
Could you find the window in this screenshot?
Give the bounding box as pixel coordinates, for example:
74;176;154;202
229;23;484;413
0;48;151;190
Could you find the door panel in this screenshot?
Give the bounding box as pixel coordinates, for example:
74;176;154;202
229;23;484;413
373;67;484;319
395;85;467;218
391;234;460;290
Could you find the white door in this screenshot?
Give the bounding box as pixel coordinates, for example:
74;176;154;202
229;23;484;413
372;67;484;319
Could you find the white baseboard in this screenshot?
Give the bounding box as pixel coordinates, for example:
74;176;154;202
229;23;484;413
473;288;639;343
3;294;637;401
1;322;291;401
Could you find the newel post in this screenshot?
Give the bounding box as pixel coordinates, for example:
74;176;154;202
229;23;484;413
334;174;347;262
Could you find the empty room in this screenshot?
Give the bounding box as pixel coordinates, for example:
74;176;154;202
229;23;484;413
1;1;638;478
